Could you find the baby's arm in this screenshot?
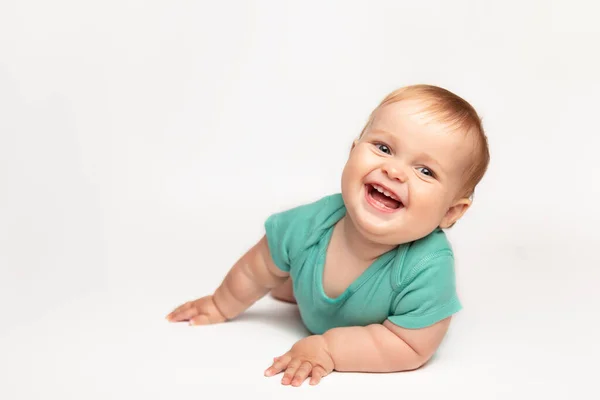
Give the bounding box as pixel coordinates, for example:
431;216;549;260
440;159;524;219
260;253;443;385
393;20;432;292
166;235;289;324
265;317;451;385
324;317;452;372
212;236;289;319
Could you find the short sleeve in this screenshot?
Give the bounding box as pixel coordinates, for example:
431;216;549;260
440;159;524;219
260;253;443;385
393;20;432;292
264;194;342;273
387;251;462;329
264;208;300;272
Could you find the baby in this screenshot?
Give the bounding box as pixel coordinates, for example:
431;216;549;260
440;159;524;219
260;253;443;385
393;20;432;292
166;84;490;386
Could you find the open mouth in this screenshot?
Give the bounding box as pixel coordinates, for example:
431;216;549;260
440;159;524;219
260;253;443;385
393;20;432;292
365;183;404;212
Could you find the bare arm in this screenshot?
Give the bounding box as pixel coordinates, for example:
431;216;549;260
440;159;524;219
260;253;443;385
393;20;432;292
264;317;452;386
323;317;452;372
166;235;289;324
212;235;289;319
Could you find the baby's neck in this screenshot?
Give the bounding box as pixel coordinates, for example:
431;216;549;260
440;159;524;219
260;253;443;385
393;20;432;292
337;216;398;263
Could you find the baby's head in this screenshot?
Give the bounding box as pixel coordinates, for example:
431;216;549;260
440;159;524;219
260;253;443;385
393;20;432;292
341;84;489;245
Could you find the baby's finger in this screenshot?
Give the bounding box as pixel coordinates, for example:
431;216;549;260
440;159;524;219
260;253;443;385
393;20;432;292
309;366;327;386
189;314;210;326
166;302;192;321
264;355;290;377
291;361;312;387
281;359;302;385
168;305;198;322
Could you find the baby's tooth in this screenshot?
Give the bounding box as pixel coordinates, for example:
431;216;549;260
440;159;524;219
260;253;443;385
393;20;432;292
372;184;400;201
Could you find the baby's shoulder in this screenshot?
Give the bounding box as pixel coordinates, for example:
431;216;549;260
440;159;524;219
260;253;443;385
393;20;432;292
270;193;343;222
391;229;455;290
264;193;345;250
406;228;453;260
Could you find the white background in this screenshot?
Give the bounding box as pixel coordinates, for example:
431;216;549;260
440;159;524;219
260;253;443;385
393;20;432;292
1;0;599;398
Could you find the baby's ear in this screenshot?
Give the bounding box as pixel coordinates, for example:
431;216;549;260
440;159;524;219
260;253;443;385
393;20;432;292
439;197;471;229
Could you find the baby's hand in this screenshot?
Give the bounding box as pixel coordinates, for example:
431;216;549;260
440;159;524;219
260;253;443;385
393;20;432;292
165;295;227;326
264;335;335;386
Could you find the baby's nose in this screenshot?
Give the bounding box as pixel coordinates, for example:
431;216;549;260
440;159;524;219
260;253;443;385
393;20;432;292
382;164;407;183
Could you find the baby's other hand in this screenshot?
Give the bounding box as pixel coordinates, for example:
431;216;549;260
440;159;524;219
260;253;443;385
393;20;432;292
264;335;335;386
165;295;227;326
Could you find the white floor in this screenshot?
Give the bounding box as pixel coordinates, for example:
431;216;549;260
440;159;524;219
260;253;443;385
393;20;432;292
1;229;597;399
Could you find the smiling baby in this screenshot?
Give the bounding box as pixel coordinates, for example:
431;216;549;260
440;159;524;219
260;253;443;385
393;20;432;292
166;84;490;386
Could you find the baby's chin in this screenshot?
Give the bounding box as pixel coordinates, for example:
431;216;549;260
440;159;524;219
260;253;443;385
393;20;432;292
350;207;442;245
346;211;414;245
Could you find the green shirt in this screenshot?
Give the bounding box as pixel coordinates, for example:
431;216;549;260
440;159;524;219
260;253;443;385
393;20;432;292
264;193;462;335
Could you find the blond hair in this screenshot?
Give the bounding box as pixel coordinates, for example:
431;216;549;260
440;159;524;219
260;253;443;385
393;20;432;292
359;84;490;199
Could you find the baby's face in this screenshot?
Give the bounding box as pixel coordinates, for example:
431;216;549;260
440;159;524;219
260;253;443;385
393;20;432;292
341;100;474;245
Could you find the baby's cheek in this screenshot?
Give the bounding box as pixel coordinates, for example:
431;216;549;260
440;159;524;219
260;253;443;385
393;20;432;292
413;193;445;220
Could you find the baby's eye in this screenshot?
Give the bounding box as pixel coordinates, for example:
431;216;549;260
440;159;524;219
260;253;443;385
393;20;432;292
417;167;434;177
376;143;391;155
